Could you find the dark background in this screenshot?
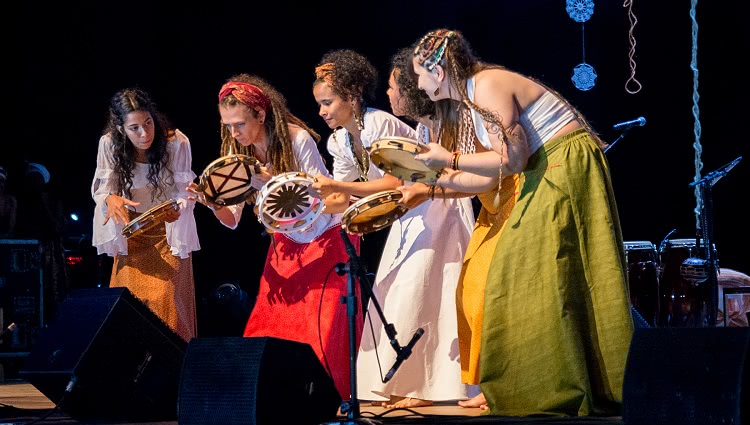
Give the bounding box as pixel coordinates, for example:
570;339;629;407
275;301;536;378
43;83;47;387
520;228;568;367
6;1;747;335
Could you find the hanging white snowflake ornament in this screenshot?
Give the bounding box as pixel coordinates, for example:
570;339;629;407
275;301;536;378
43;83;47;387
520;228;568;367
566;0;594;23
567;0;596;91
572;63;597;91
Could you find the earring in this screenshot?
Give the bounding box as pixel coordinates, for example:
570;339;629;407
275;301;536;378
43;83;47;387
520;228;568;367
433;87;441;96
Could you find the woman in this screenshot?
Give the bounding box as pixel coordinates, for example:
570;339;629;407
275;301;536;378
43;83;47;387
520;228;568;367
188;74;355;400
391;45;520;410
91;87;200;343
411;29;634;416
312;48;470;408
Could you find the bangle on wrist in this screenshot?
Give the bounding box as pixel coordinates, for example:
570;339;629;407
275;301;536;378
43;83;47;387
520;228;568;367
450;151;461;170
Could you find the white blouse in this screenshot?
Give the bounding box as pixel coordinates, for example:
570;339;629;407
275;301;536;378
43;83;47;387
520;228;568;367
91;129;200;259
326;108;417;183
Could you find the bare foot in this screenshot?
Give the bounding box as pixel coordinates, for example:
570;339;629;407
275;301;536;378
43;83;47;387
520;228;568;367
384;396;434;408
458;392;488;409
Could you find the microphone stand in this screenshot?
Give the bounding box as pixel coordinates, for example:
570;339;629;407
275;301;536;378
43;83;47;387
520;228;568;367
687;156;742;327
320;229;404;425
604;128;633;153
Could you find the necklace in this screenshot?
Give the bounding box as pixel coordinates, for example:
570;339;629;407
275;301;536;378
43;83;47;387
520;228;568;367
345;131;369;181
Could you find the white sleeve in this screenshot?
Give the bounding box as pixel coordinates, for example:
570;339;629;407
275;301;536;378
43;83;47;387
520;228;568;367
164;129;201;258
292;127;331;178
90;133;128;256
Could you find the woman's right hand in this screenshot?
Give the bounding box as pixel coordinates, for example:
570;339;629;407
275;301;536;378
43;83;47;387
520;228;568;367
186;182;224;211
103;194;140;226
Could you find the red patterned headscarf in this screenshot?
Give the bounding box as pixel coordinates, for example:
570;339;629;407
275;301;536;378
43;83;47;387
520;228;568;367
218;82;270;111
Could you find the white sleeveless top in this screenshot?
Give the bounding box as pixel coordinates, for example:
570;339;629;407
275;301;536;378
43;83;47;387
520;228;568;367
467;77;577;154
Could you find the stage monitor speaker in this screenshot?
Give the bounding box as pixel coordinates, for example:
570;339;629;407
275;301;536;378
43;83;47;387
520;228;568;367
178;336;342;425
623;327;750;425
18;287;187;422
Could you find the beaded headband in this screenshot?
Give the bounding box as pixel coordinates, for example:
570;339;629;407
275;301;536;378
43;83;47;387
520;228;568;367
414;30;455;71
218;82;270;111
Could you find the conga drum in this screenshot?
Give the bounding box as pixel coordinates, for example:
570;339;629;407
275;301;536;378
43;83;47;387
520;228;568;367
623;241;660;327
342;190;409;235
369;137;443;184
195;154;261;207
255;171;324;234
657;238;718;327
121;199;179;239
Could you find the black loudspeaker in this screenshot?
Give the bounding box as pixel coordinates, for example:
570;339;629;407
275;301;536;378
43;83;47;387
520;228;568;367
18;287;187;422
623;327;750;425
178;336;342;425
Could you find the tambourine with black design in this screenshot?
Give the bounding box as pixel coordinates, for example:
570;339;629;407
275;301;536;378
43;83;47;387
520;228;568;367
342;190;409;235
122;199;179;239
256;171;324;234
195;154;262;207
369;136;442;184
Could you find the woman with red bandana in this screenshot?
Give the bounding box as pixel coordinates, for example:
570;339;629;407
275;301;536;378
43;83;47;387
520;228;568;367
188;74;358;400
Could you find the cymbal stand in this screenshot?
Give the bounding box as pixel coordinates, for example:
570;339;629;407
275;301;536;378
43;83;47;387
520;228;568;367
688;156;742;326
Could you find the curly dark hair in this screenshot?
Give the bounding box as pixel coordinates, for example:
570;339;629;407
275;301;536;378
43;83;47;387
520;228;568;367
104;87;173;201
315;49;378;108
390;46;434;121
219;73;320;174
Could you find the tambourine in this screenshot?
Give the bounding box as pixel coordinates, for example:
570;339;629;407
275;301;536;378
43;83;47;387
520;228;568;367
342;190;409;235
369;136;442;184
195;154;261;206
256;171;324;234
122;199;179;239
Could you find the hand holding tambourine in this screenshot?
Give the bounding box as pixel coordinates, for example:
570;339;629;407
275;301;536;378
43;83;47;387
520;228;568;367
395;183;431;209
308;174;337;199
412;142;453;170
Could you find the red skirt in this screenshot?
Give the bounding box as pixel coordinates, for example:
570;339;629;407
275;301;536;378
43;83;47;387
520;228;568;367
244;225;363;399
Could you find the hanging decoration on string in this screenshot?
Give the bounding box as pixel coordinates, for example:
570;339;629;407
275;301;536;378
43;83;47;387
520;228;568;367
623;0;642;94
566;0;597;91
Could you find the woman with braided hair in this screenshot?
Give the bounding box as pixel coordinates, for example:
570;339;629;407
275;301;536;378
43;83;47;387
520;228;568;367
311;48;473;408
391;42;520;410
92;87;200;342
187;73;357;400
411;29;634;416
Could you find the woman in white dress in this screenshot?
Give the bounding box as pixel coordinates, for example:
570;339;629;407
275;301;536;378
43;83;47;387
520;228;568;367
312;48;474;408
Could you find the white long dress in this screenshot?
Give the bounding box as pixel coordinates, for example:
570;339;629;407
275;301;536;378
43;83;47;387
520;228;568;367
355;121;475;402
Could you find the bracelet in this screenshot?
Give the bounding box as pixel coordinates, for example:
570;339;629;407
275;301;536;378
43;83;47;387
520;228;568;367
450;152;461;170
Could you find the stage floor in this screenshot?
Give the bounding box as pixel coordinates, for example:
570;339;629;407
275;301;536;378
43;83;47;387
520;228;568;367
0;380;624;425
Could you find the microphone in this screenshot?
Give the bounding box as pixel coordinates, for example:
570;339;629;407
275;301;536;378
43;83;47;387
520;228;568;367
612;117;646;131
339;228;359;262
0;323;17;340
383;328;424;383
